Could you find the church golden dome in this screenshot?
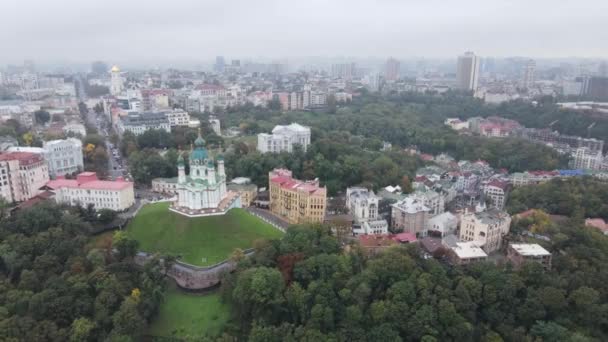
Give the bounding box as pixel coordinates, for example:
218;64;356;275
111;65;120;73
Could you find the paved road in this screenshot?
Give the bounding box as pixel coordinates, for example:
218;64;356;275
247;207;290;231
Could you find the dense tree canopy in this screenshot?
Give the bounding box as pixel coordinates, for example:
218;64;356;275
218;222;608;341
0;203;166;341
507;177;608;220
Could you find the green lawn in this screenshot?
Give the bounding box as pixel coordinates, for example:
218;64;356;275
127;202;282;266
149;285;230;339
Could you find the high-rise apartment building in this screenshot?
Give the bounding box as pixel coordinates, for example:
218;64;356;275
385;58;400;81
331;63;355;80
521;59;536;90
214;56;225;73
456;51;480;91
269;169;327;224
581;76;608;100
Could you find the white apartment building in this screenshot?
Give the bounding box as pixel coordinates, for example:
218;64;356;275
411;190;445;216
570;147;604;170
346;187;388;235
164;109;191;127
45;172;134;211
257;123;311;153
459;208;512;254
43;138;84;177
391;197;431;237
483;180;509;210
117;112;171;136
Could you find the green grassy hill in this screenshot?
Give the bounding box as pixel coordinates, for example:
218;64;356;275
127;202;283;266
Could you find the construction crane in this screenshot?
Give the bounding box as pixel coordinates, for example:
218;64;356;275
587;122;596;138
548;120;559;128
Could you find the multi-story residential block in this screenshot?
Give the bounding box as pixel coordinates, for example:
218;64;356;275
117;112;171;136
521;59;536;90
45;172;134;211
570;147;604;170
507;243;552;270
391;197;431;237
469;116;521;137
141;89;172;111
459;208;512;254
42;138;84;177
269;168;327;224
510;171;559;187
0;152;49;202
483;180;509;210
411;190;445;216
346;187;389;235
164;109;191;127
385;58;400;82
456;51;480;91
257;123;311;153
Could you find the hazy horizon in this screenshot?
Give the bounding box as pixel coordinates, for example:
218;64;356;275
2;0;607;66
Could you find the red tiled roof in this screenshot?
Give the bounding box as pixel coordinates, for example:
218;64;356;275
392;232;417;243
46;172;132;191
585;218;608;233
486;179;508;190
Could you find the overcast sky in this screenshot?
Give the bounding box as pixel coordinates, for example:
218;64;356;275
1;0;607;65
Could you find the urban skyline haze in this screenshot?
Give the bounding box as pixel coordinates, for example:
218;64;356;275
1;0;607;66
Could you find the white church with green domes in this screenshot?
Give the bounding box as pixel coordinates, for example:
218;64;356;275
153;130;241;217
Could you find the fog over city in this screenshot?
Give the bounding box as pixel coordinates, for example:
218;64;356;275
2;0;607;65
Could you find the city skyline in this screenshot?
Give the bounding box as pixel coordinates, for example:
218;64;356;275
2;0;608;65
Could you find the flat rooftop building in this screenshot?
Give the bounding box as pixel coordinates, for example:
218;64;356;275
507;243;552;270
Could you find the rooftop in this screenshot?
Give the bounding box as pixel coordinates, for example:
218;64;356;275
392;196;431;214
451;242;488;259
510;243;551;256
46;172;132;191
358;234;398;248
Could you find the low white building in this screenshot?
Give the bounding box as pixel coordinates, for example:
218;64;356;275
257;123;311;153
45;172;134;211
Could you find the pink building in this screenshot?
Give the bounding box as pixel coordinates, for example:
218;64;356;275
0;152;49;202
45;172;134;211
